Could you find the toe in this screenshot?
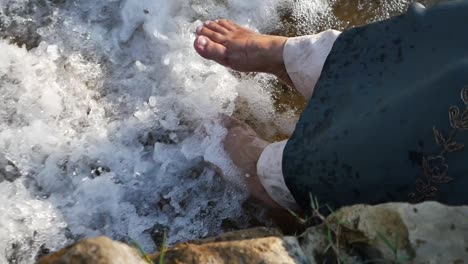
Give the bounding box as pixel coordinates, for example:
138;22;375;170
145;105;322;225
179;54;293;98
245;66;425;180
216;19;237;31
196;25;225;43
194;35;227;65
203;20;229;35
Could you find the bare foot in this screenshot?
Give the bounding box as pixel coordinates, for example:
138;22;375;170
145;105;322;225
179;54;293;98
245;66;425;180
194;19;292;85
223;117;282;209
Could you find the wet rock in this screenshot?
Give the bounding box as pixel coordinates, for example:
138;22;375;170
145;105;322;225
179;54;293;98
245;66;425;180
37;237;148;264
2;20;41;50
0;157;20;183
0;1;53;50
36;244;51;260
156;194;171;211
220;218;240;232
146;223;169;248
89;164;111;178
188;227;282;244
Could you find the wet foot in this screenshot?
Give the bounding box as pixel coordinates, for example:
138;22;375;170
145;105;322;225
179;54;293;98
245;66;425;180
194;19;292;85
223;117;281;209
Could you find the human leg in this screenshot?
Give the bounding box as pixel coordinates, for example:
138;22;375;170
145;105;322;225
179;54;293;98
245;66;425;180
194;20;341;210
222;117;281;208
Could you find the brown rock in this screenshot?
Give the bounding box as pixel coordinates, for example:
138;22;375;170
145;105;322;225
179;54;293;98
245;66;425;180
158;236;308;264
38;237;149;264
188;227;282;244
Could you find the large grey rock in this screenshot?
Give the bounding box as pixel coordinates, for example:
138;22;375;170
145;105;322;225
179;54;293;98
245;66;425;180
300;202;468;264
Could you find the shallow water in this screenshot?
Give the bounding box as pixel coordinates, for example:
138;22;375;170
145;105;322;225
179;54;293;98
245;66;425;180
0;0;445;263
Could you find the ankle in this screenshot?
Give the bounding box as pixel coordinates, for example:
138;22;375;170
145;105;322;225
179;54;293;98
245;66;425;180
275;67;294;87
262;36;293;86
265;36;288;73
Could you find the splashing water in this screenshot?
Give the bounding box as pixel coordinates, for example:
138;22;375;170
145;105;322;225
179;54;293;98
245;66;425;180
0;0;444;263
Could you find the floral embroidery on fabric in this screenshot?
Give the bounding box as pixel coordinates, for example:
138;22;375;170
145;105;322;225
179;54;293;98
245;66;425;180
409;86;468;203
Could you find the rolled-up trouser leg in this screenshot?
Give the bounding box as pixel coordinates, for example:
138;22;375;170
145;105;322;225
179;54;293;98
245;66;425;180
256;30;341;210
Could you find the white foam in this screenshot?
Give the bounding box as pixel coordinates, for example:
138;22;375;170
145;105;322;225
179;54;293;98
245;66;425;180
0;181;67;264
0;0;292;262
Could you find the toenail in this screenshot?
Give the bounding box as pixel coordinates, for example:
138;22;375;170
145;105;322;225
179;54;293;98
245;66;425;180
204;21;211;26
196;26;203;34
197;36;207;47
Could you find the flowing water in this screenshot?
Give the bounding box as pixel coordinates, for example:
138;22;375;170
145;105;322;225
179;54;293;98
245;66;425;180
0;0;445;263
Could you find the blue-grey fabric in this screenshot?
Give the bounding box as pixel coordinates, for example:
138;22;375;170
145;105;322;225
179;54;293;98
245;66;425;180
283;1;468;209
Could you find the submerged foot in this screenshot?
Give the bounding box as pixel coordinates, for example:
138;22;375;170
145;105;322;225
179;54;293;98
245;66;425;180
223;117;281;209
194;19;291;84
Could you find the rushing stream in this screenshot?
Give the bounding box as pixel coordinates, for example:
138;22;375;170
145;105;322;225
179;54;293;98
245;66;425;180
0;0;444;263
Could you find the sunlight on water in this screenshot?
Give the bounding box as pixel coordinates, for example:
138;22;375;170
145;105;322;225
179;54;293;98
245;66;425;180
0;0;445;262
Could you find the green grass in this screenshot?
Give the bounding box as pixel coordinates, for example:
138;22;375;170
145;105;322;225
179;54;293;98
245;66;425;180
158;232;167;264
376;232;410;264
130;231;167;264
131;240;153;263
287;193;414;264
